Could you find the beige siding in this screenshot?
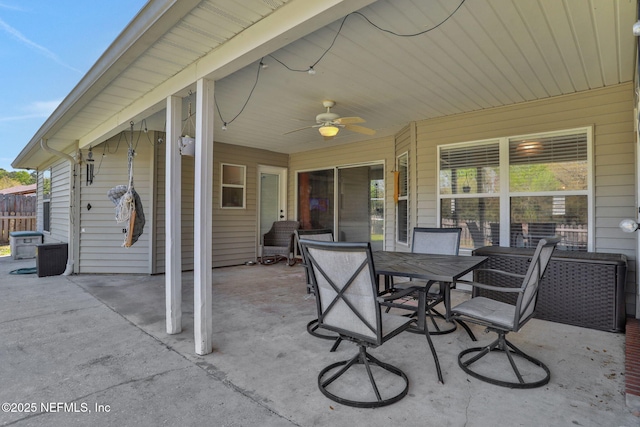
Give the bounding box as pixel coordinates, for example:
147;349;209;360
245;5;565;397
154;144;195;273
212;143;288;267
414;82;636;315
36;158;71;245
78;132;154;274
154;142;288;270
49;159;70;244
289;136;395;249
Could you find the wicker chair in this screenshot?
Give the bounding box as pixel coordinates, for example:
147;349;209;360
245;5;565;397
261;220;300;265
451;237;560;388
300;240;414;408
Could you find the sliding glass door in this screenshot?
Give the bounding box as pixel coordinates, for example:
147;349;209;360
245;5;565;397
297;163;384;250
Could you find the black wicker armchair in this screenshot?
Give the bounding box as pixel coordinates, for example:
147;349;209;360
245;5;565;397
261;220;300;265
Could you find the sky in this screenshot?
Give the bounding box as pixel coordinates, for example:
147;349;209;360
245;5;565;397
0;0;148;172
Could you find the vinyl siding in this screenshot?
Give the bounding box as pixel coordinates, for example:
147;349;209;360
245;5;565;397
154;146;195;273
154;142;288;271
37;158;71;245
413;82;636;315
78;132;154;274
212;143;288;267
289;136;395;249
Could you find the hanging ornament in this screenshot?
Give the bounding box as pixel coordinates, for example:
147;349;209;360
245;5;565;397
179;92;196;156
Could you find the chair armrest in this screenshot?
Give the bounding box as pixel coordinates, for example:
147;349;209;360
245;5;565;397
459;280;524;294
472;268;526;280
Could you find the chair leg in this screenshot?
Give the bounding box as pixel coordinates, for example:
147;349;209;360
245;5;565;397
458;332;550;389
318;345;409;408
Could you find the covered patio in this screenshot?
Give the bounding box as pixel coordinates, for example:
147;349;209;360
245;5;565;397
1;255;635;425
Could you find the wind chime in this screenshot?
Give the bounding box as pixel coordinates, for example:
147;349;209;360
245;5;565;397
86;146;94;185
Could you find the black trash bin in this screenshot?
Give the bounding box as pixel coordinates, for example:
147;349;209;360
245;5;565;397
36;243;68;277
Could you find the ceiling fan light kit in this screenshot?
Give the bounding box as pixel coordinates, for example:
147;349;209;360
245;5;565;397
318;125;339;137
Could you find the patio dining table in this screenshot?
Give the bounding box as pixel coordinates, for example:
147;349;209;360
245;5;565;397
373;251;488;383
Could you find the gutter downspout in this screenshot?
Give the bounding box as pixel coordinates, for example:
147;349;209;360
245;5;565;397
40;138;77;276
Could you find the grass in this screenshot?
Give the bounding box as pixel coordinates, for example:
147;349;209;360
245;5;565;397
0;245;10;257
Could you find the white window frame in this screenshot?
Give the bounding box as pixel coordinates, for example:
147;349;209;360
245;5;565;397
396;152;409;245
437;127;594;252
220;163;246;209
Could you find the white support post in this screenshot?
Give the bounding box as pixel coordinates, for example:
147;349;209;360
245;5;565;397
165;95;182;334
194;78;214;354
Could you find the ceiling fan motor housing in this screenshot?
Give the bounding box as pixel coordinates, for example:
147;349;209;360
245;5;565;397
316;112;340;123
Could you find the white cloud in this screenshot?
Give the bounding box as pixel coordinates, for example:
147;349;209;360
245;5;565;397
0;17;81;73
0;2;26;12
0;99;61;122
26;100;61;115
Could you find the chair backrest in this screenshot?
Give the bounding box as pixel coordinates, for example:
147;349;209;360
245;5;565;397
296;229;334;290
295;229;334;243
412;227;461;255
514;237;560;330
299;240;382;345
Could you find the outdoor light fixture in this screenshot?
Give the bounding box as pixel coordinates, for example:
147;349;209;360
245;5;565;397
318;125;339;137
619;218;639;233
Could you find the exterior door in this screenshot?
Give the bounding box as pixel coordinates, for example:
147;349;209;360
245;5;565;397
258;166;287;250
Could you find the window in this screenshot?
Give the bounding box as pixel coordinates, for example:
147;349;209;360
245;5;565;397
439;142;500;248
42;168;51;232
221;163;246;208
438;128;591;251
396;152;409;244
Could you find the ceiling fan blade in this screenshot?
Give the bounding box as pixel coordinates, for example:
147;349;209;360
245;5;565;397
344;124;376;136
283;125;315;135
334;116;365;125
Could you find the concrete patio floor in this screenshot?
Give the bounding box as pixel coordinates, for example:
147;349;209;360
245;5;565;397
0;255;638;426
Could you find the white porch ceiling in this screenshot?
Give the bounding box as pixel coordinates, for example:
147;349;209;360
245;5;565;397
13;0;637;168
213;0;637;153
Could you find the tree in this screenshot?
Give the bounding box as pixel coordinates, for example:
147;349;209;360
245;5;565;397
0;176;20;190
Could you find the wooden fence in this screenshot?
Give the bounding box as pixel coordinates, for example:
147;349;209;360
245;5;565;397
0;194;36;244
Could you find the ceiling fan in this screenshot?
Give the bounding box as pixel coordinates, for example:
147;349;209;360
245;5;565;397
284;100;376;140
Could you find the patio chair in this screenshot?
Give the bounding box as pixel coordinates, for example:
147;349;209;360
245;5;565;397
299;240;414;408
261;220;300;265
450;237;560;388
380;227;463;335
295;229;335;294
295;229;342;351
